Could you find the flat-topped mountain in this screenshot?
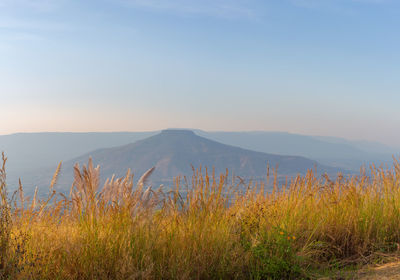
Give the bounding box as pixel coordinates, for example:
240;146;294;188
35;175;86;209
47;129;339;192
3;129;397;193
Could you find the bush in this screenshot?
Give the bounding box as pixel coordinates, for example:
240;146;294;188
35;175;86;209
249;228;303;279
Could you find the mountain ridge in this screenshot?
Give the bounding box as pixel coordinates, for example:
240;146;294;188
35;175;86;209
44;129;340;194
1;129;396;193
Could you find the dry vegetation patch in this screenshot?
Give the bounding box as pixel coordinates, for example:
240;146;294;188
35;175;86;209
1;152;400;279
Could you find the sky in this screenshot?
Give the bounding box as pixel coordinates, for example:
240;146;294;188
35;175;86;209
1;0;399;147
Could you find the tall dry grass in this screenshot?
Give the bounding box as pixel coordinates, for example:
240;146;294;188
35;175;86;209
1;153;400;279
0;153;11;275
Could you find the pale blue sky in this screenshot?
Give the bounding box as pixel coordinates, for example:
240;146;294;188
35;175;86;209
1;0;399;146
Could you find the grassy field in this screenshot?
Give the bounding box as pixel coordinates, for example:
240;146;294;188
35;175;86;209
1;152;400;279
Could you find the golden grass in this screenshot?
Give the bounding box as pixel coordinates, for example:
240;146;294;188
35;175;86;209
1;152;400;279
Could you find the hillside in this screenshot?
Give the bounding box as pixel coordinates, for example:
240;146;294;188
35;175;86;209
0;132;156;190
2;129;392;192
195;131;398;170
2;148;400;279
49;130;338;193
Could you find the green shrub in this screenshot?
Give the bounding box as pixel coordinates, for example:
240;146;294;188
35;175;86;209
250;228;303;279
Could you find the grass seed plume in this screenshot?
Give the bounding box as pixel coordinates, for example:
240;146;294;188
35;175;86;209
1;152;400;278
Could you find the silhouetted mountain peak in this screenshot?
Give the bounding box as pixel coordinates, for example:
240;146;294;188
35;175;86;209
160;129;196;137
55;130;340;189
20;130;346;195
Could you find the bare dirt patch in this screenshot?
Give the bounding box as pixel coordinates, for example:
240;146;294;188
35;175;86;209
356;262;400;279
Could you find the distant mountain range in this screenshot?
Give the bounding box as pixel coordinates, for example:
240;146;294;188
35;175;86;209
0;131;156;191
193;130;399;170
0;129;397;194
49;130;338;193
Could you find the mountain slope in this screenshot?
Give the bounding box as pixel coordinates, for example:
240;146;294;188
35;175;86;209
49;130;339;193
0;132;156;190
194;130;398;170
3;129;393;193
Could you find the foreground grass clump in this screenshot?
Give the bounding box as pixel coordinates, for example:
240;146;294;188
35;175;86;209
1;152;400;279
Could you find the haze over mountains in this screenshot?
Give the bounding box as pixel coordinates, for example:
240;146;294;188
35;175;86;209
50;130;338;192
194;131;399;170
0;129;397;194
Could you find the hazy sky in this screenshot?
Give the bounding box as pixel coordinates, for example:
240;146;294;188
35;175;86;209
1;0;399;146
